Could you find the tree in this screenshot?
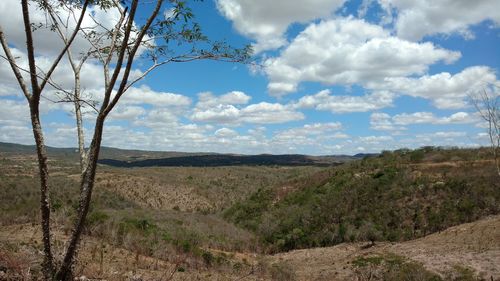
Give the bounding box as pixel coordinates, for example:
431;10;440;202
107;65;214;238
0;0;251;279
470;84;500;177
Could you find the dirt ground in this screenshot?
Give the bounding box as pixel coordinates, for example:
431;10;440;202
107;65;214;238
270;215;500;281
1;215;499;280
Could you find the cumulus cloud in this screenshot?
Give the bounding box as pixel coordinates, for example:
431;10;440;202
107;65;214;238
216;0;347;52
370;111;476;131
0;0;147;58
0;99;30;126
121;86;191;107
392;112;474;125
370;112;406;131
108;106;146;121
264;16;460;96
196;91;251;109
191;92;304;124
270;122;346;151
191;102;304;125
359;135;393;144
369;66;499;109
377;0;500;41
132;108;179;128
215;127;238;138
294;89;395;113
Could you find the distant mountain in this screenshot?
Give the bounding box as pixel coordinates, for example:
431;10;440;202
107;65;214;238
353;153;379;158
98;154;349;167
0;141;360;167
0;141;212;161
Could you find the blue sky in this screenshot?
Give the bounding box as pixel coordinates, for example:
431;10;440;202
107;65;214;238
0;0;499;155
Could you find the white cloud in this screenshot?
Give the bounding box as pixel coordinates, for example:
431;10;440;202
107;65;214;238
369;66;499;109
196;91;251;109
277;122;343;138
108;106;146;121
264;16;460;96
409;131;468;145
164;7;176;19
216;0;347;52
0;0;129;58
133;108;179;128
215;127;238;138
121;86;191;107
294;89;395;113
377;0;500;41
370;112;406;131
191;104;241;124
191;92;304;125
0;99;30;125
239;102;304;124
370;111;476;131
392;111;474;125
0;100;38;145
272;122;345;150
359;135;393;144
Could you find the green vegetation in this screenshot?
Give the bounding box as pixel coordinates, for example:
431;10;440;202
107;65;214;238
1;146;498;279
225;147;500;252
353;254;484;281
352;254;442;281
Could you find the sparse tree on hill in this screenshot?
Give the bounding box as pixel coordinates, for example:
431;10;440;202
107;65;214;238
470;84;500;177
0;0;251;279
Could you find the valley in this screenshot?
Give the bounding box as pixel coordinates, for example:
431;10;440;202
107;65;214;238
1;143;499;280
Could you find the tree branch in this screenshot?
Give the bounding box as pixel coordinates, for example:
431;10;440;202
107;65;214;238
0;27;31;99
38;0;90;93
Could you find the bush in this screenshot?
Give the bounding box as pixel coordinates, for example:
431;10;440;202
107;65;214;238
224;147;500;252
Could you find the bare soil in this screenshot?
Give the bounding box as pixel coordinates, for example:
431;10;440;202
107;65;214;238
1;215;498;280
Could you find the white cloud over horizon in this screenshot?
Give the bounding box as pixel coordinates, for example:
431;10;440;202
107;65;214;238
216;0;347;52
376;0;500;41
0;0;498;155
263;17;461;97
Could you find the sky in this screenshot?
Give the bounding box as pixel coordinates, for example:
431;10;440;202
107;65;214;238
0;0;499;155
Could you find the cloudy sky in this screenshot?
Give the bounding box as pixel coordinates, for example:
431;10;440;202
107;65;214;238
0;0;499;155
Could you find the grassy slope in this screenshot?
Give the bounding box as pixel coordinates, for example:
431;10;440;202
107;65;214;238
224;147;500;252
1;146;500;280
0;151;323;256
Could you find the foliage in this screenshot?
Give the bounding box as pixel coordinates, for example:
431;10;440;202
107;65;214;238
225;147;500;252
354;254;442;281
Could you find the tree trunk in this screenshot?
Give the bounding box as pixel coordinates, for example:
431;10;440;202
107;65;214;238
73;72;87;174
55;115;105;280
29;100;54;279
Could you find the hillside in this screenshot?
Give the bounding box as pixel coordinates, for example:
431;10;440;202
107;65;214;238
1;215;498;280
98;154;347;167
0;141;357;167
1;145;499;280
270;214;500;280
0;141;214;161
224;147;500;252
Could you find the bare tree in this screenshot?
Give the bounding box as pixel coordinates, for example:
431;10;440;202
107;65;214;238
470;84;500;177
0;0;251;279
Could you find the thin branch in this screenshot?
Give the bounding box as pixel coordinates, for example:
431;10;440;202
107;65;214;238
123;52;253;92
38;0;90;93
104;0;164;115
21;0;40;99
0;27;31;99
100;1;135;110
0;53;71;96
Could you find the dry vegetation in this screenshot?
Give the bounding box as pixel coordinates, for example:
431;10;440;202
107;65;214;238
1;146;499;280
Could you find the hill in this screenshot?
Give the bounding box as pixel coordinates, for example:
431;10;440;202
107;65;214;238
0;141;358;167
1;144;499;280
0;141;213;161
269;214;500;280
224;147;500;252
98;154;348;167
